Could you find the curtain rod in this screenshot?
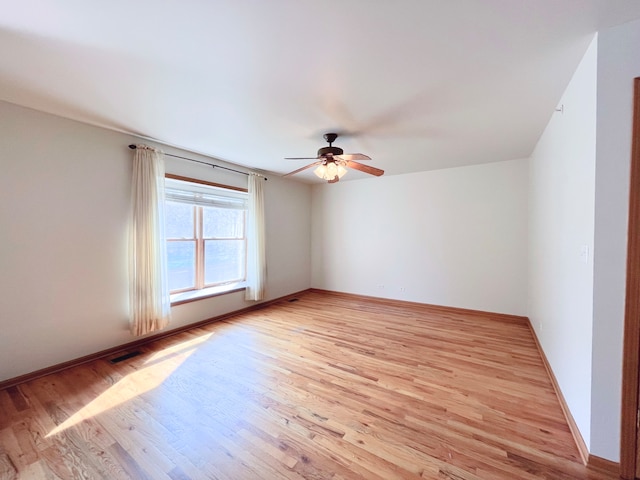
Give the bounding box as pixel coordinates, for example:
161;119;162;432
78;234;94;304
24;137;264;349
128;145;267;180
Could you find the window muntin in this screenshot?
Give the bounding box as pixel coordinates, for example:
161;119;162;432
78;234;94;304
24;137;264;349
164;177;247;295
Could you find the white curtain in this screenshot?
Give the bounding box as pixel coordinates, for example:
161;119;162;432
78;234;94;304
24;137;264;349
129;145;171;335
245;172;266;301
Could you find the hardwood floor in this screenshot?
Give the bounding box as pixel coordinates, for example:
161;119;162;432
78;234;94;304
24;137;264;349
0;291;619;479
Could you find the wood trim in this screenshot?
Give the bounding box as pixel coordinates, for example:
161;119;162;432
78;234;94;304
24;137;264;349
588;454;620;476
526;320;589;465
165;173;248;193
621;77;640;480
0;289;311;391
309;289;529;325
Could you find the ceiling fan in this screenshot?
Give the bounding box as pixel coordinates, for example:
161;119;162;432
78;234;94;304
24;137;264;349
284;133;384;183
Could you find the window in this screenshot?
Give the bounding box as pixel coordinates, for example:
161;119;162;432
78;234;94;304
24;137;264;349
164;176;248;299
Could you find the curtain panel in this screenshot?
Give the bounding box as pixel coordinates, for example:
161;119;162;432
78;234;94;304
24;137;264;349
129;145;171;335
245;172;266;301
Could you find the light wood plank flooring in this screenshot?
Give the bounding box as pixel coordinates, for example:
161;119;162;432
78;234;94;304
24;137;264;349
0;291;618;479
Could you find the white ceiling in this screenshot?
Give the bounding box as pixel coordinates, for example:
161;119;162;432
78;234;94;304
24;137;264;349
2;1;640;183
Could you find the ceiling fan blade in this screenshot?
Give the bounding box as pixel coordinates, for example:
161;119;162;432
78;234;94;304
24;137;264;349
284;161;323;177
335;153;371;161
346;160;384;177
284;157;321;160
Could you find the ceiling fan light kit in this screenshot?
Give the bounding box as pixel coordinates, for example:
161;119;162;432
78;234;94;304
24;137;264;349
284;133;384;183
314;162;348;182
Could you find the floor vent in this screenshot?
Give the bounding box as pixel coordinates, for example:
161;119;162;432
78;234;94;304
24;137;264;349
109;350;142;364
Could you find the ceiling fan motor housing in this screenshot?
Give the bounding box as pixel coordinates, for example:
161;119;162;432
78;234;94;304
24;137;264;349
317;146;343;157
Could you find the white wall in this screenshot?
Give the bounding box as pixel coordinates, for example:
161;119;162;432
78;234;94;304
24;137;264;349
528;35;597;451
311;159;528;316
591;18;640;461
0;101;311;382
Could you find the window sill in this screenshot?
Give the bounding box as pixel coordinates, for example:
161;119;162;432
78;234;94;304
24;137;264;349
170;283;246;306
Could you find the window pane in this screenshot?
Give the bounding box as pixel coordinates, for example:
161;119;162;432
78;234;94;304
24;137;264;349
167;241;196;291
165;202;194;239
204;240;245;285
203;207;244;238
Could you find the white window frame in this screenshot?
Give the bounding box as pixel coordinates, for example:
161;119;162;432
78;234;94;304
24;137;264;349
164;174;248;305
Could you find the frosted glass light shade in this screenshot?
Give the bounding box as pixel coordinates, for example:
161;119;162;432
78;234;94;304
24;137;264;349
314;162;347;181
314;164;327;179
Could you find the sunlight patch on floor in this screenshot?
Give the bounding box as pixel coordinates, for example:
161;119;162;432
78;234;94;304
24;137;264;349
46;332;214;437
